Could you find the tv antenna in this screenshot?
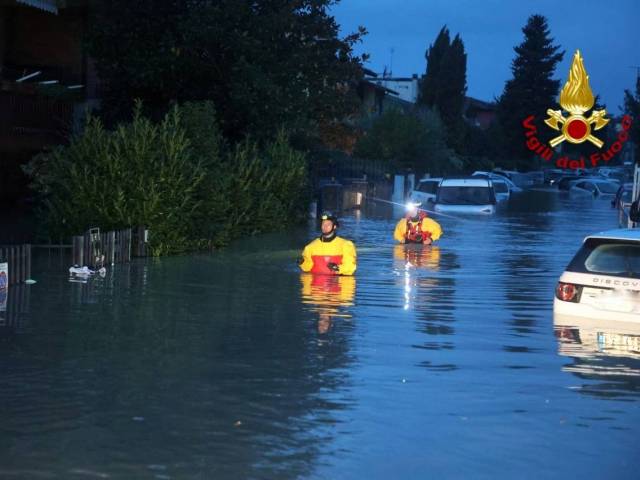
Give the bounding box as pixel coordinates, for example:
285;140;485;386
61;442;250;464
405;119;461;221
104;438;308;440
389;47;395;77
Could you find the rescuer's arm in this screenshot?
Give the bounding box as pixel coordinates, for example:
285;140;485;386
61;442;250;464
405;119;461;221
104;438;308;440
422;218;443;241
393;219;407;243
299;244;314;272
338;241;357;276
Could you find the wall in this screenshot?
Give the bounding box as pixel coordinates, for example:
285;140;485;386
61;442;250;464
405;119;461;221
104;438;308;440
373;76;419;103
5;6;84;83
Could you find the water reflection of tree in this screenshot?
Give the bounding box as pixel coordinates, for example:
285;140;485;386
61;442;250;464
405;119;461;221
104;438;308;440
0;257;355;479
554;319;640;400
393;245;459;370
500;191;558;341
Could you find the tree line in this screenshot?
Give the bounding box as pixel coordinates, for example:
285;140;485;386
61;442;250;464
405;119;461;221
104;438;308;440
357;14;638;175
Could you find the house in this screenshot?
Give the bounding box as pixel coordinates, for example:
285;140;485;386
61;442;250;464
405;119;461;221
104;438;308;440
370;74;420;104
356;69;399;120
463;96;496;130
0;0;95;202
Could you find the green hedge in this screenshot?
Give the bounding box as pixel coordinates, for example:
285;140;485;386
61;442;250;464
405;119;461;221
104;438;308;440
26;102;309;255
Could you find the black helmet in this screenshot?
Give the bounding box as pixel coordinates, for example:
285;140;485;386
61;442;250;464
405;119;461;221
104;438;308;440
320;211;339;227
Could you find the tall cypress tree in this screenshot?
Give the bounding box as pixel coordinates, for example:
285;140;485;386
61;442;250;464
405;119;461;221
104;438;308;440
438;34;467;149
418;27;467;151
419;26;450;107
496;14;564;170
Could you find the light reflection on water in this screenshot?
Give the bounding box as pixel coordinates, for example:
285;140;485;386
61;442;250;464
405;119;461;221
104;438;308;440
0;190;639;479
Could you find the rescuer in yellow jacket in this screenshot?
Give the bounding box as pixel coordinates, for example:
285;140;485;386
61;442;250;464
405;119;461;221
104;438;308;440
299;212;357;276
394;202;442;245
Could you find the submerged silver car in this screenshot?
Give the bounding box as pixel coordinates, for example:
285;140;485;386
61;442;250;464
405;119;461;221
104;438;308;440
434;177;497;214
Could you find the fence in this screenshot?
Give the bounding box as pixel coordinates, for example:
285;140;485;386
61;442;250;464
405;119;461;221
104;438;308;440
312;154;390;184
72;226;148;267
0;284;30;334
0;244;31;285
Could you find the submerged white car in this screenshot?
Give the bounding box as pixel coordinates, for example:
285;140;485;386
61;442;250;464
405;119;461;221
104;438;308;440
570;179;620;197
410;177;442;205
434;177;496;214
472;171;522;193
554;229;640;323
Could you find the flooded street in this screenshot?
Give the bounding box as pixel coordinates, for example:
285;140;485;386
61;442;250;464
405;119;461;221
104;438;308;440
1;190;639;479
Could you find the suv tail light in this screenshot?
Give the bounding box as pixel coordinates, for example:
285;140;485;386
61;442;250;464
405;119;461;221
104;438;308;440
555;282;581;302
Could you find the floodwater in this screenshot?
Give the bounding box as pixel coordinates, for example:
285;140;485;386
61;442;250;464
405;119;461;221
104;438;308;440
1;190;639;479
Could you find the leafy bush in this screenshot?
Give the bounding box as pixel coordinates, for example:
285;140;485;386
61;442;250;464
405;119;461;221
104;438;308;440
25;102;309;254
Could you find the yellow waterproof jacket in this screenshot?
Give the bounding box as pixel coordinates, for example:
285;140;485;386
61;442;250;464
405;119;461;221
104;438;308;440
299;236;357;276
394;216;442;243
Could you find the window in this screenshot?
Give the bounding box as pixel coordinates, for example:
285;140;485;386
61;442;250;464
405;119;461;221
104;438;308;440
567;239;640;279
417;181;438;194
493;181;509;193
596;182;618;194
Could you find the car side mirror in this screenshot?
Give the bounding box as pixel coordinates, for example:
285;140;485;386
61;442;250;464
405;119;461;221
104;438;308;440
630;200;640;223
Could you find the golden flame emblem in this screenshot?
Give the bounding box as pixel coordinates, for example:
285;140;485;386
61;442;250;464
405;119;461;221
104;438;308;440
544;50;609;148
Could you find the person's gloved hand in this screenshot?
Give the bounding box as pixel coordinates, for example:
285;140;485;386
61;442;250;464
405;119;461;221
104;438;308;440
327;262;340;272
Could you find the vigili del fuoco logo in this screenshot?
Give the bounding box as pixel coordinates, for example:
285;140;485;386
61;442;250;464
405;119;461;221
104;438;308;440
522;50;633;170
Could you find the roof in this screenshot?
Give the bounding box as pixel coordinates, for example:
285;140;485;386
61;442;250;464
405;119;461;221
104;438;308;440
576;178;619;184
360;79;399;96
585;229;640;242
464;96;496;111
16;0;59;13
417;177;443;183
440;177;491;187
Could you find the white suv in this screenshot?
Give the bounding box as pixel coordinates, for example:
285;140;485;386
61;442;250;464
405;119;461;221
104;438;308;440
554;229;640;323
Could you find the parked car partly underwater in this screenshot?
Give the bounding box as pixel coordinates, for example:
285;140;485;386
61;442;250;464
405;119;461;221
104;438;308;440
554;228;640;323
434;177;497;214
570;179;620;197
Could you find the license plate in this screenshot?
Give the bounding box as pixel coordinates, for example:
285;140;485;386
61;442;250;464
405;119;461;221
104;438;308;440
597;332;640;353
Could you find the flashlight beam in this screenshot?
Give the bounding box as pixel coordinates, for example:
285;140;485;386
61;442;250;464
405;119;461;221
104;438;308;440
369;197;475;222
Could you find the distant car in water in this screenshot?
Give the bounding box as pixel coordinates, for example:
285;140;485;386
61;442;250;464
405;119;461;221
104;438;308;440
596;167;628;184
434;177;497;214
570;179;620;197
472;171;522;193
555;175;584;190
544;169;566;185
554;228;640;322
492;169;533;188
410;177;442;205
524;170;544;185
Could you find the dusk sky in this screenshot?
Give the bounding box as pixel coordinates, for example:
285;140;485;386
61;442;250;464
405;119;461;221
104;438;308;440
332;0;639;111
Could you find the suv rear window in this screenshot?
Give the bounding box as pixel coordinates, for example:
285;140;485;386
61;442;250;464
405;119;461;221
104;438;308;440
567;238;640;279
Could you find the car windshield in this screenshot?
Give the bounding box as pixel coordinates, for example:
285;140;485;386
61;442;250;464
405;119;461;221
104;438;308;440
493;181;509;193
596;182;618;194
437;186;493;205
567;239;640;279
